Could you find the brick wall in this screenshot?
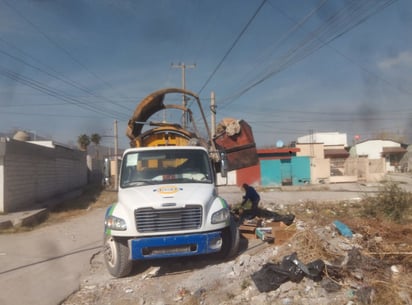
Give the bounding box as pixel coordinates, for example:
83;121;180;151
0;139;87;213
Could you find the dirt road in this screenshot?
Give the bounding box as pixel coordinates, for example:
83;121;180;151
0;207;106;305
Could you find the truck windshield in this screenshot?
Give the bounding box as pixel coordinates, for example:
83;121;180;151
120;149;213;188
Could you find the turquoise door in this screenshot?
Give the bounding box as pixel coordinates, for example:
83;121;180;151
280;159;292;185
291;156;311;185
260;159;281;186
260;157;311;186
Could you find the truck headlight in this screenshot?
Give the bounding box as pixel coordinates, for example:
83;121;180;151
105;215;127;231
211;208;230;224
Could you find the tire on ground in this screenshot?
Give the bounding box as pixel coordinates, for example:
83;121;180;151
215;215;240;259
103;235;133;278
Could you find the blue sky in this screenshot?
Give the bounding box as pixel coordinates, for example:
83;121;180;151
0;0;411;150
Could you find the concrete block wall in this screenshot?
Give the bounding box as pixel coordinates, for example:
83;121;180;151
344;157;385;182
310;157;330;184
0;139;87;213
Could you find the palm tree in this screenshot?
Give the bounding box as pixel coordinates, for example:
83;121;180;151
90;133;101;145
78;134;90;151
90;133;102;158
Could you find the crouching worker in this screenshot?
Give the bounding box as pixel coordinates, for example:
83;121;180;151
232;183;261;219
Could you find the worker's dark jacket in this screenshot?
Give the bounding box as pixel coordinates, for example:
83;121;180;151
243;186;260;204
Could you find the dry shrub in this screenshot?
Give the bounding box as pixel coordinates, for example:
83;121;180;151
361;182;412;223
341;218;412;305
341;217;412;267
290;230;337;263
369;273;412;305
288;201;333;226
289;200;364;227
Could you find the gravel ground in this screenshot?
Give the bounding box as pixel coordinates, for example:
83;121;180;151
62;173;412;305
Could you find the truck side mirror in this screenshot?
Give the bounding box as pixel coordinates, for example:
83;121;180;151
220;152;228;178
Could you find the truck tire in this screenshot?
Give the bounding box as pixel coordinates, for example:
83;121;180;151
104;235;133;278
215;215;240;259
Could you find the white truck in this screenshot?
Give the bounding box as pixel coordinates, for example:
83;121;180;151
103;88;258;277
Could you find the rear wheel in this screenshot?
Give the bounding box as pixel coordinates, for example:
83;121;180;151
215;215;240;259
103;235;133;278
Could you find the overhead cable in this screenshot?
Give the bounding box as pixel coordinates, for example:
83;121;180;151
197;0;268;95
1;0;132;113
219;0;399;110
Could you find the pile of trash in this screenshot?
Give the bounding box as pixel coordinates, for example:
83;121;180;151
228;205;412;305
249;220;410;305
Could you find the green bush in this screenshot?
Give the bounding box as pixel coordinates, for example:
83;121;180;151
362;182;412;223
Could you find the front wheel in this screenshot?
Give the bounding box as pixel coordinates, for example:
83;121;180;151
103;235;133;278
215;215;240;260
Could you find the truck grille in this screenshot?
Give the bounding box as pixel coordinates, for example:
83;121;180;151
135;205;202;233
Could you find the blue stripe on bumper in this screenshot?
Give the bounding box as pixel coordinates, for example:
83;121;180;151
130;232;222;260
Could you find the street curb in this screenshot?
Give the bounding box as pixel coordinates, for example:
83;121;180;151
0;208;49;229
0;189;82;231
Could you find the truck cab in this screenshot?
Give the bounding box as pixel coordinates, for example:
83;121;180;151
104;146;238;277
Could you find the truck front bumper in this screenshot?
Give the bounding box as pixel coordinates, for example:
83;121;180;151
129;231;222;260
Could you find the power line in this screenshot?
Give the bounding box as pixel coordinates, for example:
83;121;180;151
218;0;400;109
0;111;105;118
197;0;268;95
0;45;132;116
234;0;329;89
1;0;132;114
0;65;129;119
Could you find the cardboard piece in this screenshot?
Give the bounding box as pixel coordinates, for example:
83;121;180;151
272;228;296;245
239;222;257;240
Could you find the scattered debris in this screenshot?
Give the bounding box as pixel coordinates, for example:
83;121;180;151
251;252;325;292
141;266;160;279
237;209;296;245
333;220;353;238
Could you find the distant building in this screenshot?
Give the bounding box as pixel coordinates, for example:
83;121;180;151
214;133;411;187
217;147;311;187
296;132;351;183
400;145;412;172
350;139;408;172
297;132;348;147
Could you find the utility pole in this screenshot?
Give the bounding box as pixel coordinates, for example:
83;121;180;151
210;91;216;137
113;120;119;191
171;62;196;127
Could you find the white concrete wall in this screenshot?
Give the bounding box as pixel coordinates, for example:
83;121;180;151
0;158;3;212
353;140;401;159
296;143;324;159
344;157;385;182
310;158;330;183
216;170;237;186
297;132;348;147
0;139;87;213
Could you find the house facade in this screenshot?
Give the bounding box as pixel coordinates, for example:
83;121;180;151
350;139;408;173
296;132;352;183
226;147;311;187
